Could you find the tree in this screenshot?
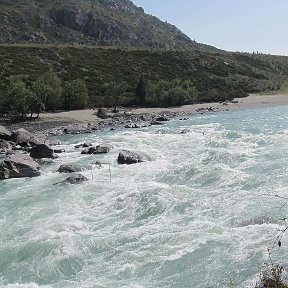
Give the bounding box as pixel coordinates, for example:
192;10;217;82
62;79;89;110
7;80;36;118
145;79;198;107
37;72;62;111
135;76;146;105
103;81;128;108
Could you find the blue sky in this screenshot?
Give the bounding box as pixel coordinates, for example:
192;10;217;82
132;0;288;56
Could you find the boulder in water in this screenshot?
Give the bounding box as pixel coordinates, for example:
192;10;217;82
30;144;57;159
81;144;112;154
0;153;40;179
58;164;83;173
117;150;144;164
56;173;88;185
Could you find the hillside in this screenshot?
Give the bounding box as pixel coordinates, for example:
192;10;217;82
0;0;215;50
1;44;288;108
1;0;288;114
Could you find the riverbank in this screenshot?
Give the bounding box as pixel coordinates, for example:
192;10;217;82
3;93;288;136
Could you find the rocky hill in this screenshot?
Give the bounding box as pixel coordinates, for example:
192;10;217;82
0;0;214;49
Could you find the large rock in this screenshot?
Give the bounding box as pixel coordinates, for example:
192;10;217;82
58;164;83;173
0;125;11;140
30;144;56;159
0;153;40;179
9;128;41;147
81;144;112;155
96;108;113;119
0;139;14;153
58;173;88;185
117;150;144;164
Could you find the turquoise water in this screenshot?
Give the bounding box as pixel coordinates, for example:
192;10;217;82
1;106;288;287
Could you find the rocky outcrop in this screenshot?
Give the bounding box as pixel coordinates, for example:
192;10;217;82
0;0;209;50
30;144;57;159
58;164;83;173
117;150;144;164
0;153;41;179
9;128;41;147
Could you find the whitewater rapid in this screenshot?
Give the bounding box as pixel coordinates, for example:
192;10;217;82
1;106;288;288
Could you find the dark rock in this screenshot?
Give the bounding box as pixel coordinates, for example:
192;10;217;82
9;128;41;146
53;149;65;153
35;158;54;165
150;121;164;126
58;173;88;185
75;142;92;149
0;153;40;179
30;144;57;159
0;125;11;140
117;150;144;164
96;108;113;119
180;129;190;134
156;116;169;122
58;164;83;173
140;115;148;121
81;144;112;154
83;142;92;148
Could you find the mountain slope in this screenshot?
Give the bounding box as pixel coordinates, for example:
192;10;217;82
0;0;214;50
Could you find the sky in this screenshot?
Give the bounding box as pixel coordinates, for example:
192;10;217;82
132;0;288;56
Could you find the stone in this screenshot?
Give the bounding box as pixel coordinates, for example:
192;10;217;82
150;121;164;126
96;108;113;119
53;149;65;153
58;164;83;173
156;116;169;122
81;144;112;154
0;139;14;152
58;173;88;185
0;125;11;140
117;150;144;164
30;144;56;159
0;153;40;179
9;128;41;146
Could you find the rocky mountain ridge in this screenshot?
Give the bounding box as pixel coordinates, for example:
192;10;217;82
0;0;215;49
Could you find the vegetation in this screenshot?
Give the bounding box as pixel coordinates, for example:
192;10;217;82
1;44;288;117
145;79;198;107
259;262;288;288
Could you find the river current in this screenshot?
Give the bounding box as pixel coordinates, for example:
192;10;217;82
1;105;288;288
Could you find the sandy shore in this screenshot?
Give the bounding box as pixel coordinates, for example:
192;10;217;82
40;93;288;123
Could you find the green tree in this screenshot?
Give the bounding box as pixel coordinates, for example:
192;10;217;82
37;72;62;111
7;80;35;118
103;81;128;108
135;76;146;105
62;79;89;110
146;79;198;107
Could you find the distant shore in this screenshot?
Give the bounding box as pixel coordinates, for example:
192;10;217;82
40;93;288;123
4;93;288;135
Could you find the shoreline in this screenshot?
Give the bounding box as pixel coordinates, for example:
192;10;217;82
3;93;288;136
